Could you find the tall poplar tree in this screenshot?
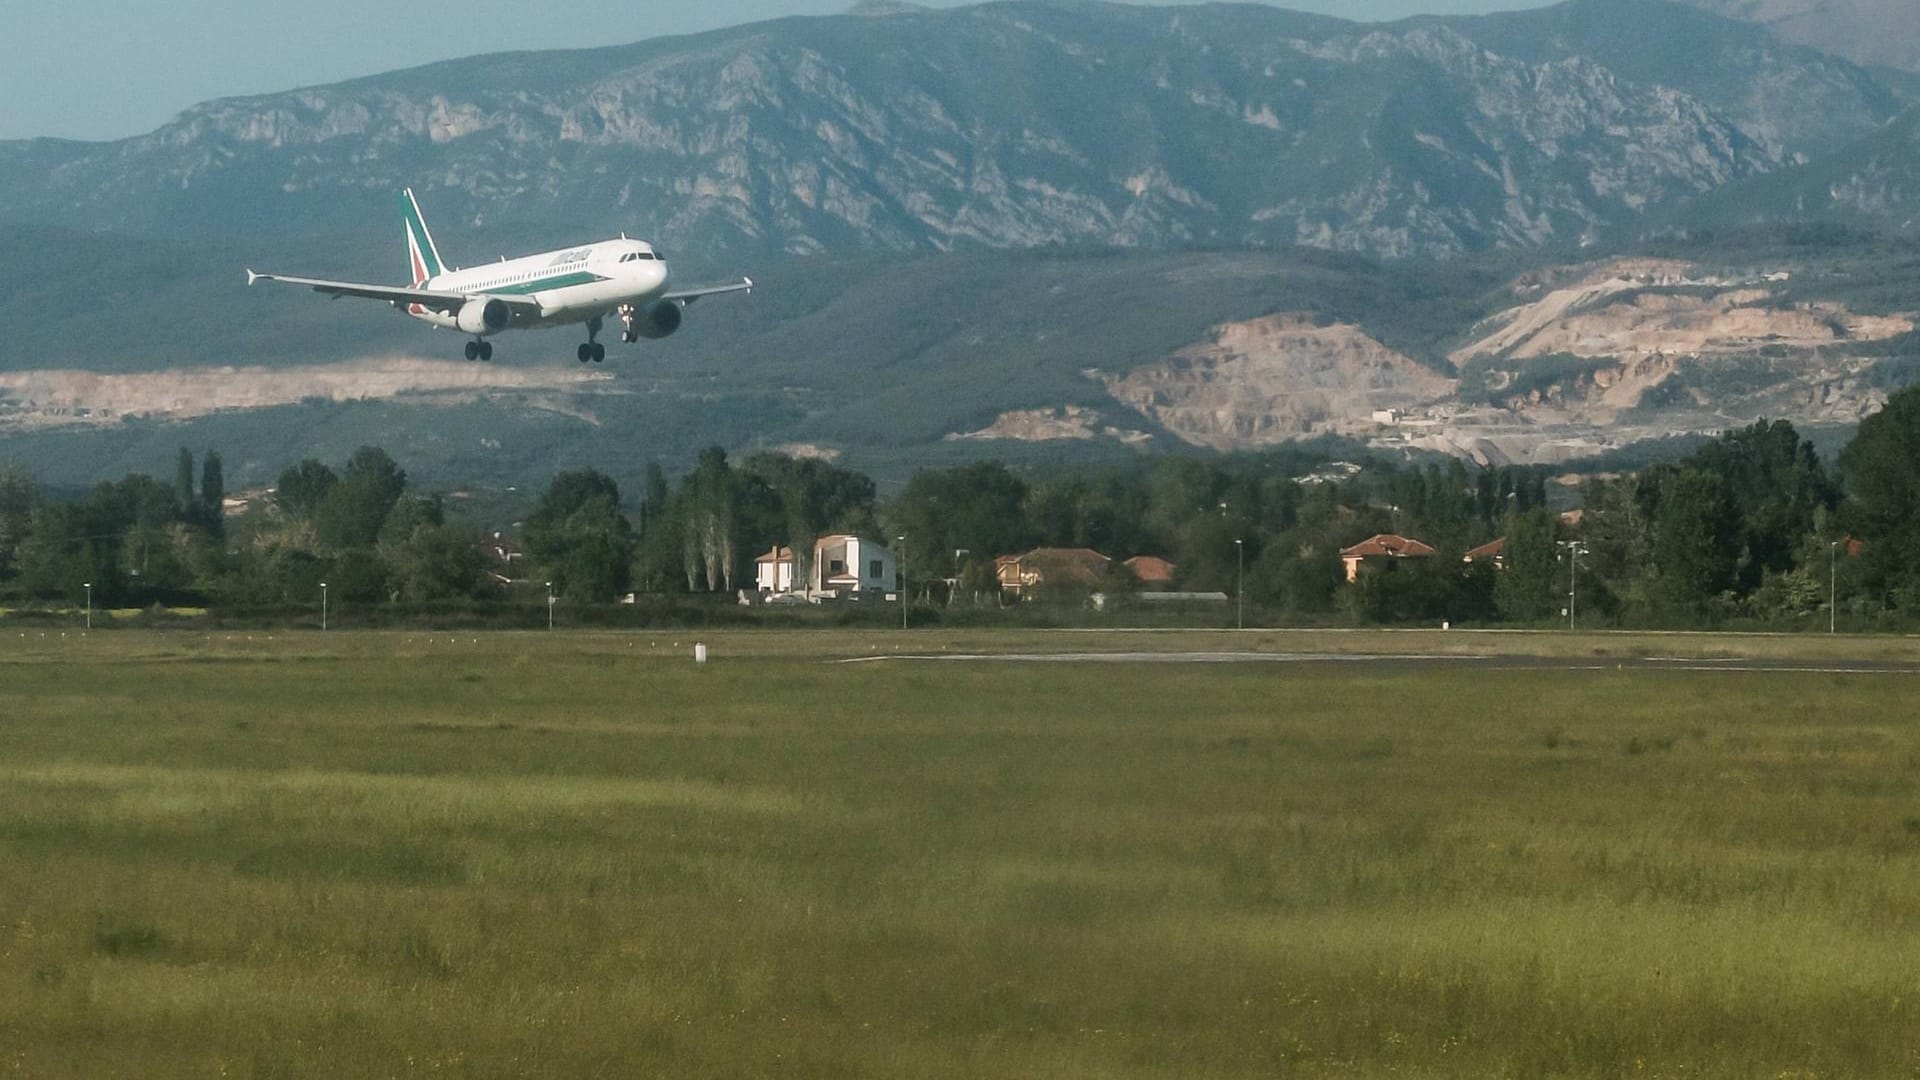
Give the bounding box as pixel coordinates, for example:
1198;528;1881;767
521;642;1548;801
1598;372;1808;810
175;448;195;510
200;451;225;536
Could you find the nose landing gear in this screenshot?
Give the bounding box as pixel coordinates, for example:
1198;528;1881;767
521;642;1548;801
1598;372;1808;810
618;304;639;344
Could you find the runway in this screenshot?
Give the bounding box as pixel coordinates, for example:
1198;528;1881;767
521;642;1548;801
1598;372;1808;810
838;651;1920;675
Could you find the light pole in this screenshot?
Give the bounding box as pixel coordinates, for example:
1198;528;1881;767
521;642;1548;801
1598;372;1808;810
546;581;555;631
897;535;908;630
1234;538;1245;630
83;582;91;631
1830;541;1839;635
1555;541;1587;631
320;582;328;631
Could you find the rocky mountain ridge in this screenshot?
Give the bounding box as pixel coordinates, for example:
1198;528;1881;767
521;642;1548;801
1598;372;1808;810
0;0;1907;259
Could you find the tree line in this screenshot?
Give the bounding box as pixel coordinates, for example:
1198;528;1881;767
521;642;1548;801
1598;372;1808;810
8;385;1920;627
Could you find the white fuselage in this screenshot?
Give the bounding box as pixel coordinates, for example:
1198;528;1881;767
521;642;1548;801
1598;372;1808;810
407;237;670;333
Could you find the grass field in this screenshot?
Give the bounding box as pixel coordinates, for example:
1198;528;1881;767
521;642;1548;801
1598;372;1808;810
3;630;1919;1077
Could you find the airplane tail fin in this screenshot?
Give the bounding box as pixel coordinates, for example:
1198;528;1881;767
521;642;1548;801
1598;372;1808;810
399;188;445;286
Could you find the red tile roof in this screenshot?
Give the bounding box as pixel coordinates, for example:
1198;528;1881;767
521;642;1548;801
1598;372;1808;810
996;547;1112;588
1340;534;1437;559
1124;555;1177;583
1462;537;1506;562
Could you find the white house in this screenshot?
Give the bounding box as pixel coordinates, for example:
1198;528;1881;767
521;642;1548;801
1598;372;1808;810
754;535;898;599
754;546;799;593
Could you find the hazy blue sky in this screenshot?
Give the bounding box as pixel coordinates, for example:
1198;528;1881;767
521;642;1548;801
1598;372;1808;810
5;0;1553;142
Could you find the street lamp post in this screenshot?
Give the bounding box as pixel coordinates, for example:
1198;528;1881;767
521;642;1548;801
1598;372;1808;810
83;582;91;631
1555;541;1587;631
897;536;909;630
1830;541;1839;635
546;581;555;631
320;582;328;631
1234;538;1245;631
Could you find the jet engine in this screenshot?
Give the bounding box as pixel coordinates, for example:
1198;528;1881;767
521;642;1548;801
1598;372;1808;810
454;298;512;335
630;299;683;340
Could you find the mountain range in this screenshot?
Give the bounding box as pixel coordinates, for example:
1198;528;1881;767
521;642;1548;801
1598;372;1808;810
0;0;1914;261
2;0;1919;494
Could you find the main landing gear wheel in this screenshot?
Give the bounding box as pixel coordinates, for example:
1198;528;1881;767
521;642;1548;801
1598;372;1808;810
465;340;494;362
465;341;479;361
580;315;607;362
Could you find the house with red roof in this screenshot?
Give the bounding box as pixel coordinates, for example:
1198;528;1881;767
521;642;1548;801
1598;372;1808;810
995;547;1112;597
1339;533;1437;583
1123;555;1177;585
1462;537;1507;569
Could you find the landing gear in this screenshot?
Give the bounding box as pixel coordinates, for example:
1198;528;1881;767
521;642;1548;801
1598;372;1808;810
618;304;639;344
463;340;493;362
579;316;606;362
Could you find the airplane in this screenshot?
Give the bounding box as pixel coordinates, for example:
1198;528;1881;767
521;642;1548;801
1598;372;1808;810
246;188;752;362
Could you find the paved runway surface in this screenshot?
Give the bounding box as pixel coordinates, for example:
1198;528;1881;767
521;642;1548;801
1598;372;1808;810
840;652;1920;675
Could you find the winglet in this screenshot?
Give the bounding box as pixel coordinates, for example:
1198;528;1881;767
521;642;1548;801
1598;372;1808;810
246;269;259;286
744;276;754;292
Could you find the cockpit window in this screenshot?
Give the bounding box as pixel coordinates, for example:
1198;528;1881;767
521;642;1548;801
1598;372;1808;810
621;252;661;262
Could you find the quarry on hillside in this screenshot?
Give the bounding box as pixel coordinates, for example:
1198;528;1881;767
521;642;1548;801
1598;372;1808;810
958;260;1919;466
1097;314;1457;451
1450;259;1911;373
0;357;613;431
950;406;1151;446
1439;258;1914;441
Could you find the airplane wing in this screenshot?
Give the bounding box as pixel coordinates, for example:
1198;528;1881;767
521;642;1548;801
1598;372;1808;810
663;277;754;305
245;270;542;320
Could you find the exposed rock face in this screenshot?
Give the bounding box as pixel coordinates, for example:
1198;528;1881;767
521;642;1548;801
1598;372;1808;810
1454;259;1911;366
0;357;607;430
1451;257;1913;416
0;0;1892;259
1093;254;1916;466
949;405;1149;446
1698;108;1920;231
771;442;843;461
1102;315;1455;450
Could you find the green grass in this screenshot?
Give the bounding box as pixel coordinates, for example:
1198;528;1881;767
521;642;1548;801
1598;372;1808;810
2;631;1919;1076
